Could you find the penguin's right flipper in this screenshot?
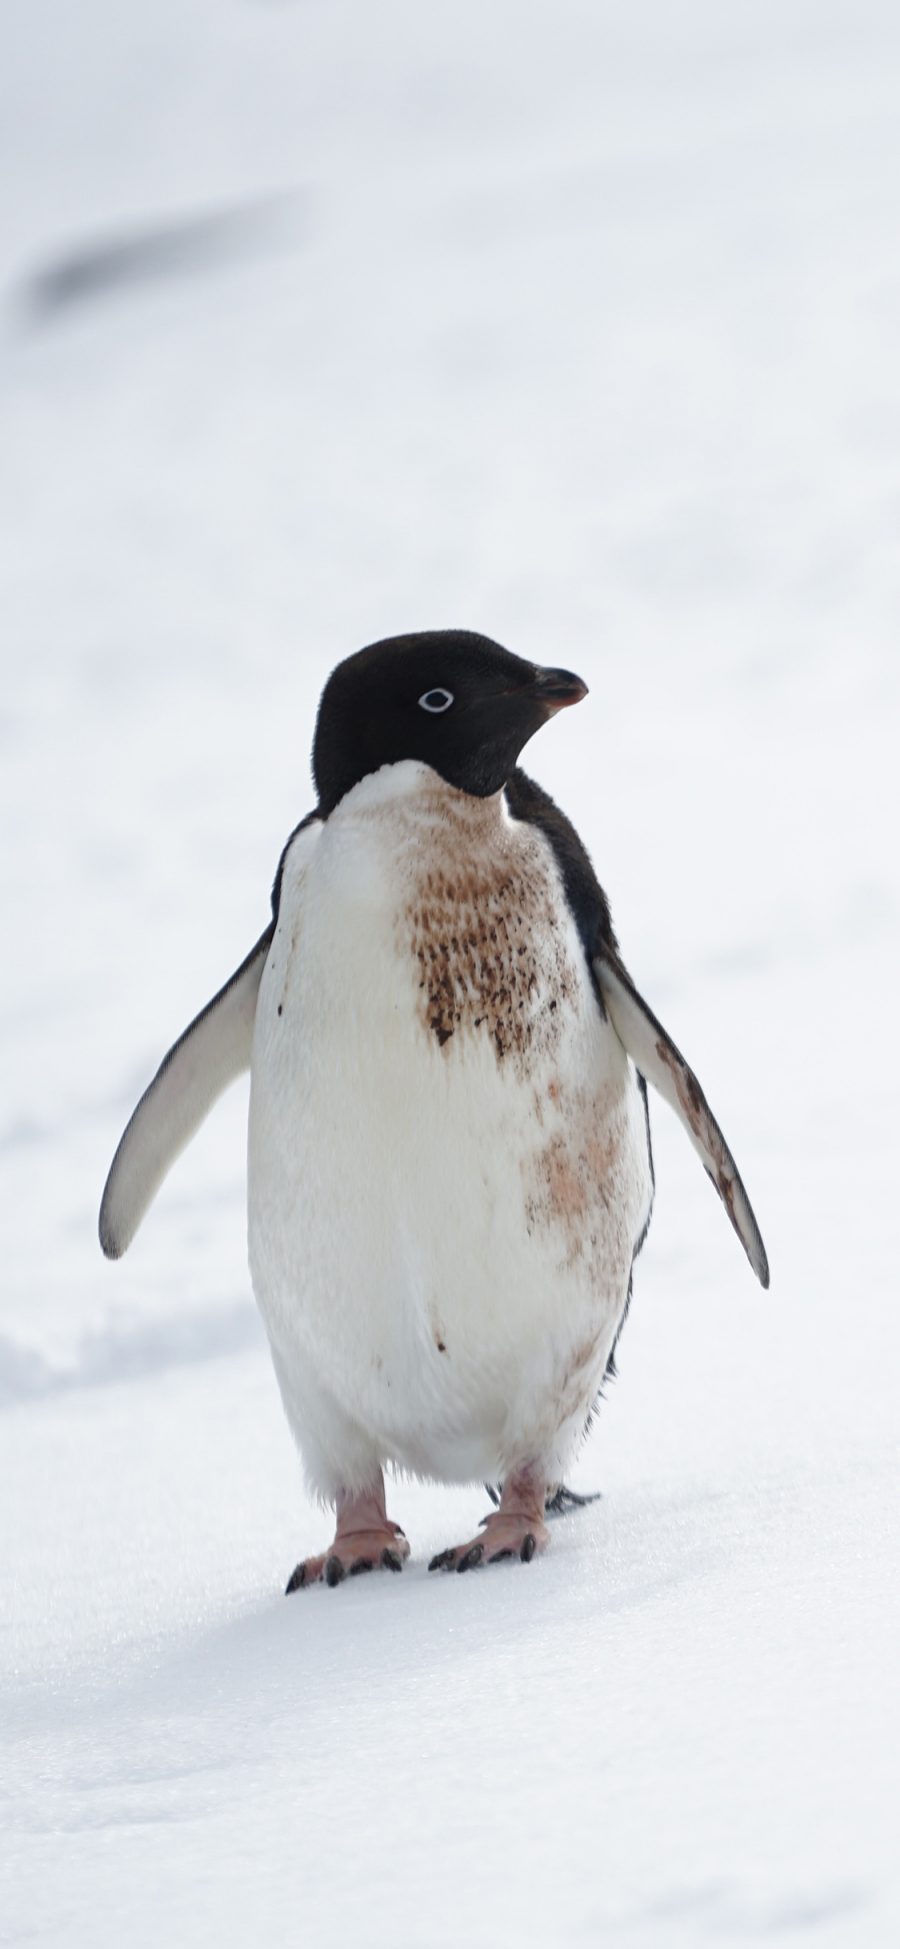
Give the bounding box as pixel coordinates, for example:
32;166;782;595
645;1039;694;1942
99;925;273;1260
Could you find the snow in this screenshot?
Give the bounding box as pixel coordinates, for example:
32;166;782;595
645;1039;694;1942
2;1;899;1942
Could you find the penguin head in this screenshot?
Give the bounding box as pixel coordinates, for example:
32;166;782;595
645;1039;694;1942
312;629;587;815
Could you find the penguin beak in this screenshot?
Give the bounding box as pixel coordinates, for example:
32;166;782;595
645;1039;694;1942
532;667;589;715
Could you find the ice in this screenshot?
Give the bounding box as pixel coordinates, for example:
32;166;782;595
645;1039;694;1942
2;3;898;1943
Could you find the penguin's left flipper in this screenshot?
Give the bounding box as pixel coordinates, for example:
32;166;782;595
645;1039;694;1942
594;948;770;1289
99;925;273;1260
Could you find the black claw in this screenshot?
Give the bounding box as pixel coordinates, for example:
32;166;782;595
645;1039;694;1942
544;1483;602;1517
483;1482;501;1508
349;1558;374;1576
428;1548;456;1573
457;1543;484;1574
325;1555;346;1587
285;1563;306;1594
381;1548;403;1572
488;1548;514;1564
520;1533;536;1563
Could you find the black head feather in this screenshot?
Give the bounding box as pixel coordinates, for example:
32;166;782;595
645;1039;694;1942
312;628;586;816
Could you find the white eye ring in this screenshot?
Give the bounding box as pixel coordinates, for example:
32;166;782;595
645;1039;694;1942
418;688;455;714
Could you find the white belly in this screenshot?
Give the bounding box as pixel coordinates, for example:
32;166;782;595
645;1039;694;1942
247;762;652;1497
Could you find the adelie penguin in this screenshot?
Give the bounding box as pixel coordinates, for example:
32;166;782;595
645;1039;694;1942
100;630;769;1585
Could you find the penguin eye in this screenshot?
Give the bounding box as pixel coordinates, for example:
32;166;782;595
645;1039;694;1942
418;687;455;715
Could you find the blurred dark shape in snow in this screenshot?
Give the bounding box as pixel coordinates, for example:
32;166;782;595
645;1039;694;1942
0;1301;261;1409
17;190;306;326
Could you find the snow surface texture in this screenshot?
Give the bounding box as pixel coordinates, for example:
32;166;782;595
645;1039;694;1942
2;2;899;1944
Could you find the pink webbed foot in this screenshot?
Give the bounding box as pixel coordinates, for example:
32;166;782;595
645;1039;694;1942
429;1471;550;1574
285;1482;410;1592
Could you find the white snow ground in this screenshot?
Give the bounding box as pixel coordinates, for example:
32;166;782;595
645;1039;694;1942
2;3;899;1943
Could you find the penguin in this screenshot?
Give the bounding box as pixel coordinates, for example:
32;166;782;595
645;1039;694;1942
100;629;768;1586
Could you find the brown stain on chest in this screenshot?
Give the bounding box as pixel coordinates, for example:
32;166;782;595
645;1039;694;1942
400;787;578;1065
522;1082;627;1271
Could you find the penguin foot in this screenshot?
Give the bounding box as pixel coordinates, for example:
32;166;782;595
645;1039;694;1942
285;1481;410;1592
485;1480;602;1518
544;1483;602;1517
429;1470;550;1574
